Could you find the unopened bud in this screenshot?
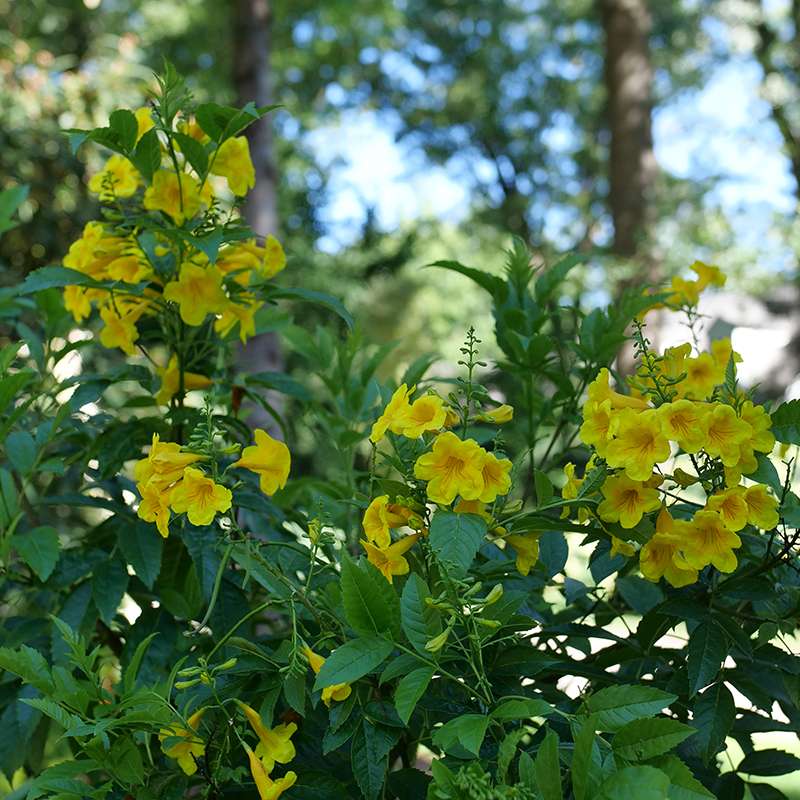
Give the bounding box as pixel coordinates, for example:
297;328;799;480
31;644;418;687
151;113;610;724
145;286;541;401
475;618;501;629
425;630;450;652
177;667;202;678
217;658;238;671
483;584;504;606
174;679;201;690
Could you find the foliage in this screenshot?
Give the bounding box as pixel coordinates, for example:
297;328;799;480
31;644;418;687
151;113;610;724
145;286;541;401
1;69;799;800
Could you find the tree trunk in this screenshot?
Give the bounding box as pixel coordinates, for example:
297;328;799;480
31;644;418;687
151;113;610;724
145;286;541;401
231;0;284;435
600;0;657;259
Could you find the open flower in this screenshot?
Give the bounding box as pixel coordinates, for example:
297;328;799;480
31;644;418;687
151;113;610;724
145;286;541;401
237;702;297;772
303;646;351;706
744;484;779;530
361;533;421;583
587;368;648;410
677;509;741;573
137;481;171;537
478;451;512;503
169;467;232;526
163;261;228;325
399;394;447;438
705;487;748;531
362;495;393;547
682;354;722;400
605;409;671;481
88;155;140;199
231;428;290;495
597;474;661;529
704;404;752;466
98;303;143;355
739;401;775;455
159;708;206;775
658;399;708;454
214;296;263;343
245;744;297;800
155;355;213;406
503;532;541;576
143;170;205;224
580;399;614;457
639;507;697;587
413;431;485;504
134;434;204;490
370;384;412;443
210;136;256;196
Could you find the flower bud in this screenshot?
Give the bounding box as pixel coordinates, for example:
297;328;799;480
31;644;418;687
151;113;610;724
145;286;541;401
425;630;450;652
475;618;501;629
483;584;504;606
174;679;201;690
217;657;238;671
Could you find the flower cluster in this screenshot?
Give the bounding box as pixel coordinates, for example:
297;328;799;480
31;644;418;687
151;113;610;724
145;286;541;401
571;263;781;587
60;104;286;406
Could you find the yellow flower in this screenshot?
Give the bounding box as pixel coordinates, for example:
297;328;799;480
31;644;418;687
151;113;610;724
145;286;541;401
98;303;141;355
144;170;204;225
690;260;726;289
361;533;421;583
743;484;779;530
245;745;297;800
134;106;155;141
443;406;461;428
605;409;671;481
134;433;204;490
704;404;752;466
106;252;151;284
610;536;636;558
211;136;256;196
214;296;263;342
666;275;702;307
137;481;171;538
217;236;286;285
399;394;447;438
155;355;213;406
303;646;352;706
88;155;140;199
237;702;296;772
478;451;512;503
413;431;485;504
503;533;541;576
231;428;291;495
369;384;412;443
454;498;492;522
580;399;614;456
710;338;741;373
597;474;661;529
159;708;206;776
478;404;514;424
587;368;648;410
163;261;228;325
658;400;708;454
740;401;774;454
705;487;748;531
63;285;92;323
362;495;393;547
169;467;232;526
639;507;697;587
677;509;741;573
261;235;287;279
682;353;722;400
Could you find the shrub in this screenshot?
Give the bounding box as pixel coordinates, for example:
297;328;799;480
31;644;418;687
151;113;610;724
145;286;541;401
1;68;799;800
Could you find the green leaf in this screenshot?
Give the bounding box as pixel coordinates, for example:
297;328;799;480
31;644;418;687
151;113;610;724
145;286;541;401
518;751;536;790
428;511;487;576
18;266;109;294
585;684;677;732
535;469;554;505
282;670;306;716
612;718;695;762
5;430;37;475
351;721;399;800
109;109;138;152
616;576;664;614
737;749;800;776
400;574;441;654
12;526;59;581
571;717;601;800
340;556;400;639
599;766;670;800
0;371;34;417
314;637;393;690
267;286;354;330
535;253;584;302
689;682;734;763
770;399;800;444
427;260;505;297
534;729;562;800
92;558;129;625
122;633;159;695
108;736;144;785
687;621;727;696
0;468;18;527
21;697;80;730
654;756;714;800
491;698;554;721
131;128;161;181
174;132;209;176
0;184;28;235
394;667;434;725
432;714;490;757
0;645;54;693
746;454;783;495
118;520;163;589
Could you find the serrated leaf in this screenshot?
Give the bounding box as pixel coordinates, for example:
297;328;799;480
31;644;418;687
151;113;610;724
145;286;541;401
612;718;695;761
174;132;209;176
427;260;505;297
535;253;584;302
654;755;715;800
0;645;54;693
599;766;670;800
534;729;562;800
341;556;400;638
687;621;727;696
571;717;601;800
689;682;734;763
428;511;487;576
432;714;490;757
314;637;393;690
21;697;80;730
737;748;800;776
6;430;37;474
131;128;161;181
109;109;137;151
92;558;129;625
394;667;434;725
771;399;800;445
118;520;162;589
266;286;354;330
12;526;59;581
491;698;554;720
351;721;399;800
585;684;676;731
400;574;441;654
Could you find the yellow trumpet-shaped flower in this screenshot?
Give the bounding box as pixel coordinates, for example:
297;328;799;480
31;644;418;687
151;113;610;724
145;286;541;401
414;431;486;505
134;434;205;490
478;451;512;503
658;399;709;454
705;486;748;531
88;155;140;199
303;646;352;706
137;481;171;538
245;745;297;800
690;260;726;290
155;355;213;406
106;252;151;284
169;467;232;526
639;507;698;588
704;404;752;466
605;409;671;482
369;383;412;443
237;702;297;772
231;428;291;495
587;368;649;410
579;399;614;457
134;106;154;141
398;394;447;438
159;708;206;776
597;474;661;529
163;261;228;326
503;532;541;576
144;170;205;225
740;401;775;455
477;404;514;424
361;533;421;583
98;303;143;355
217;236;286;285
214;296;263;343
63;285;92;323
678;509;741;573
210;136;256;196
362;495;393;548
682;353;722;400
744;484;779;530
